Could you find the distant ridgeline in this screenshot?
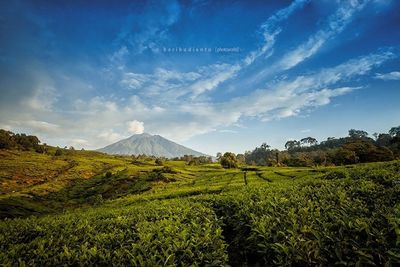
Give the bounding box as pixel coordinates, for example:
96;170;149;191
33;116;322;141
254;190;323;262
1;126;400;167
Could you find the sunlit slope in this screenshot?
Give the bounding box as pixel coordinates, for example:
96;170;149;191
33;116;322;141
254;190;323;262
0;149;399;265
0;147;313;219
0;149;186;218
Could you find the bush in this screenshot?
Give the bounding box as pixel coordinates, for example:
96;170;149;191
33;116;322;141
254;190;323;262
0;201;228;266
35;145;46;154
161;166;175;173
198;164;399;266
220;152;238;168
0;129;14;149
145;167;177;182
323;170;347;180
54;148;63;156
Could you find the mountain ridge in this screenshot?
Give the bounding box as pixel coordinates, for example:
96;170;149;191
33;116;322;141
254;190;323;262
98;133;207;158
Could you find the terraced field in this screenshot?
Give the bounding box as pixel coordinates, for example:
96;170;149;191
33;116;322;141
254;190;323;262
0;149;399;266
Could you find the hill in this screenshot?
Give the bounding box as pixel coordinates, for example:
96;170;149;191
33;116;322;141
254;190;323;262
98;133;207;158
0;147;399;265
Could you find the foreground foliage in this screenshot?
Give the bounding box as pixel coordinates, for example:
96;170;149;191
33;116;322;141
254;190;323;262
0;201;227;266
200;162;400;265
0;147;399;266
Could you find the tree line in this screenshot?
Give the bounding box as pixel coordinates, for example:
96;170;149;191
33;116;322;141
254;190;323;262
0;129;81;156
218;126;400;168
0;129;45;153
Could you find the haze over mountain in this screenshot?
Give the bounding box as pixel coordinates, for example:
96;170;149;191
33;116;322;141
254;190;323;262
98;133;207;158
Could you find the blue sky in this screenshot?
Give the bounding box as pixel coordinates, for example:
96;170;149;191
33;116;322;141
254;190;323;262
0;0;399;156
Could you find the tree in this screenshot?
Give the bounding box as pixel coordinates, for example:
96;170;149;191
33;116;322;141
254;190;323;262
35;145;46;153
155;158;163;166
343;139;375;163
188;159;199;166
236;154;245;165
310;150;328;166
260;143;270;150
0;129;15;149
300;137;318;147
55;148;63;156
285;140;300;150
220;152;238;168
367;146;394;162
0;129;48;153
348;129;368;139
13;133;40;150
283;152;313;167
389;126;400;137
244;143;276;166
376;133;391;147
197;156;212;164
330;148;357;165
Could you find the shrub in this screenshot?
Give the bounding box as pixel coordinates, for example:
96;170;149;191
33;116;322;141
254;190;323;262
0;201;228;266
161;166;176;173
220;152;238;168
54;148;63;156
323;170;347;180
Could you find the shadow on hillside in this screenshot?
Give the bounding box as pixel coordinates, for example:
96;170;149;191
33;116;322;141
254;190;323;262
0;166;181;219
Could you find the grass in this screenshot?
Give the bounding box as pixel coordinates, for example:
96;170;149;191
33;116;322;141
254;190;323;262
0;149;399;265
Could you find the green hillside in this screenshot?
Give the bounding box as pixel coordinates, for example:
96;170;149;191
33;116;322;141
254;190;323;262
0;149;399;266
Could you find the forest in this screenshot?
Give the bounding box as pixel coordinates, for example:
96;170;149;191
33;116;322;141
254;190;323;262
239;126;400;167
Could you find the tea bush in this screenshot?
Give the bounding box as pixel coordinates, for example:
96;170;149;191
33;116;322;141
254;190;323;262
196;162;400;266
1;153;399;266
323;169;347;180
0;200;228;266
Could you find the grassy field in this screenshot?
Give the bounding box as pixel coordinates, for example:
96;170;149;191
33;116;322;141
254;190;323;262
0;149;399;266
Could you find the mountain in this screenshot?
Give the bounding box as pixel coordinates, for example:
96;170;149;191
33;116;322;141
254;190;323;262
98;133;207;158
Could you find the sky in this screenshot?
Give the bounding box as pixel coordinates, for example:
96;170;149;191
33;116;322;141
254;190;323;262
0;0;399;156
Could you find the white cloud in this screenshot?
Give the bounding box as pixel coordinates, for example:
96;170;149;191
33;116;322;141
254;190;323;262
121;73;149;90
70;138;89;149
188;64;241;98
276;0;369;71
219;129;238;133
121;64;241;101
23;72;59;112
127;120;144;134
9;49;391;149
114;1;181;55
244;0;309;65
71;138;88;145
97;130;124;143
170;50;393;139
182;0;310;98
121;68;201;99
10;120;60;134
119;0;309;101
374;71;400;80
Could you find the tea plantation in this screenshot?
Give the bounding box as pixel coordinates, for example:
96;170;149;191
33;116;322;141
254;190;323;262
0;149;399;266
